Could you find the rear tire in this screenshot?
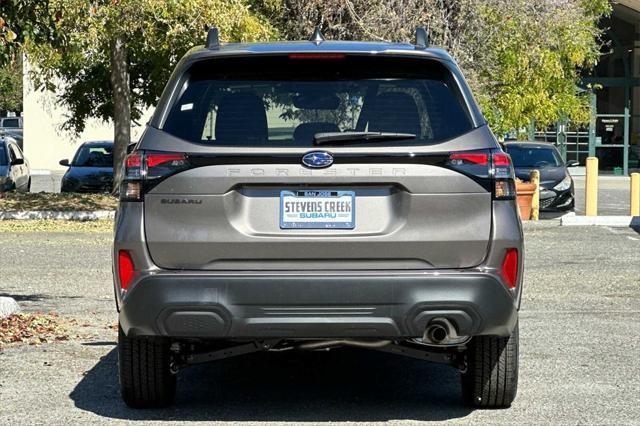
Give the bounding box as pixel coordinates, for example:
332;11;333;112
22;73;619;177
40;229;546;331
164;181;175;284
118;326;176;408
461;323;519;408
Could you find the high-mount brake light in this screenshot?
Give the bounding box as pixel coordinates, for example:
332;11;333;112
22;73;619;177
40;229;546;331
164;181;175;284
288;53;346;60
120;151;190;201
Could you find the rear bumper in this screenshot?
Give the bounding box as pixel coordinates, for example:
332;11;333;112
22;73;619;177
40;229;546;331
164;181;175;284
119;271;518;339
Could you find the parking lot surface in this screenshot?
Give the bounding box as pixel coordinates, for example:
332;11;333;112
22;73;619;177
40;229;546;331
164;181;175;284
0;224;639;425
572;176;633;216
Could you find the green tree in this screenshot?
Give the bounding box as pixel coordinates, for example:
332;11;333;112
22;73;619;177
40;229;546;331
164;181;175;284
22;0;276;189
0;2;55;64
256;0;611;137
0;58;23;113
1;1;55;114
471;0;611;136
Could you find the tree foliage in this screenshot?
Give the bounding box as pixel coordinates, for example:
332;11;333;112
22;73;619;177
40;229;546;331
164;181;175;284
1;0;612;149
255;0;611;135
0;58;23;112
1;1;56;113
0;1;55;65
25;0;277;134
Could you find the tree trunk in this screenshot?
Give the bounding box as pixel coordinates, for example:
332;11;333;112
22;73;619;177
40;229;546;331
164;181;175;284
110;35;131;195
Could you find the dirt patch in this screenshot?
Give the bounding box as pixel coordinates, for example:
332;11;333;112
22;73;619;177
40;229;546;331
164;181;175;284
0;192;117;212
0;220;113;232
0;313;72;349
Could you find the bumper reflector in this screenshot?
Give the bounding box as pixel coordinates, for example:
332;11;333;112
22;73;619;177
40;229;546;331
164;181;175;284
501;248;519;289
118;250;135;291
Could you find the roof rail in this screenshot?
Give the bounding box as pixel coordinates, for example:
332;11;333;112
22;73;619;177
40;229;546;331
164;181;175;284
206;27;220;50
415;26;429;49
310;26;325;45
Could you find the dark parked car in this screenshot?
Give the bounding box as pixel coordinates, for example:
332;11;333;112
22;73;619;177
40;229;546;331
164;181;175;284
0;135;30;192
114;28;523;409
503;142;577;211
60;141;114;193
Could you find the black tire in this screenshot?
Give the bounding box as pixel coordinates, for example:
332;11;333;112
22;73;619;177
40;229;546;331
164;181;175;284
461;323;519;408
26;178;31;193
118;326;176;408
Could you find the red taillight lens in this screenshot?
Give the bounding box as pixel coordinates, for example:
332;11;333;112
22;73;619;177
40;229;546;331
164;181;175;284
501;248;519;289
146;153;187;168
118;250;135;291
120;151;190;201
449;152;489;165
492;152;511;167
447;151;491;179
124;153;143;179
125;153;142;169
491;151;516;199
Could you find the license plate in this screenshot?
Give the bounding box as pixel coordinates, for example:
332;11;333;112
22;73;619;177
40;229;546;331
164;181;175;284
280;190;355;229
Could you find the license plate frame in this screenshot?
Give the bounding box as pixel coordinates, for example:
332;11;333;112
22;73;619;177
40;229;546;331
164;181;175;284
280;190;356;229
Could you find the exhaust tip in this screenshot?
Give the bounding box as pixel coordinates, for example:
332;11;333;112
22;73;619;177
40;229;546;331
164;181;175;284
422;318;463;345
427;324;448;343
425;323;449;344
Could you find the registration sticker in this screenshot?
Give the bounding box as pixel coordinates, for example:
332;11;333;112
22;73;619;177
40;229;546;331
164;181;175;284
280;190;355;229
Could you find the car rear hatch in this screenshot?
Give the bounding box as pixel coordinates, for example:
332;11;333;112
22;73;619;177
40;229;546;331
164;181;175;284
129;54;507;271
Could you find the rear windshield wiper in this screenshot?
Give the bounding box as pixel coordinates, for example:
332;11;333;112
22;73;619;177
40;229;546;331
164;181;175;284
313;131;416;146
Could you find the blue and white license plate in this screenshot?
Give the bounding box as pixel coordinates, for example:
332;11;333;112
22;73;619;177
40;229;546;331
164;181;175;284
280;190;355;229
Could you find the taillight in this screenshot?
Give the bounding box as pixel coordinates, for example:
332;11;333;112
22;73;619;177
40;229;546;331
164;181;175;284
447;151;490;179
491;151;516;200
449;152;489;165
447;149;516;200
146;153;188;169
121;151;189;201
118;250;135;291
501;248;519;289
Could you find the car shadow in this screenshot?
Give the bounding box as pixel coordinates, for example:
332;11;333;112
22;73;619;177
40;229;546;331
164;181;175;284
70;347;473;422
539;211;570;220
0;292;47;302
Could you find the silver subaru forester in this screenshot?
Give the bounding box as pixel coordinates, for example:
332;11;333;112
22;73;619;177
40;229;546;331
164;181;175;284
113;28;523;409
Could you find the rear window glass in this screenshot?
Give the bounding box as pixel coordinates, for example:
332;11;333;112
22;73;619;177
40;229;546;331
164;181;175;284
73;145;113;167
505;145;563;168
161;56;474;147
1;118;20;128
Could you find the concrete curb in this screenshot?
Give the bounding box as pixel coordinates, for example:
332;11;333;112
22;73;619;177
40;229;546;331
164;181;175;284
0;210;115;220
522;220;562;229
560;213;640;227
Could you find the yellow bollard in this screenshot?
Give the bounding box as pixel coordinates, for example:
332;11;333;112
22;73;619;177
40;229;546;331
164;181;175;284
530;169;540;221
585;157;598;216
631;173;640;217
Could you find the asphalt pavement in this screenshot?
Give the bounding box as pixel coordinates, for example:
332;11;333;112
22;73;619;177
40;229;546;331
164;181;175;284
572;176;633;216
0;224;639;424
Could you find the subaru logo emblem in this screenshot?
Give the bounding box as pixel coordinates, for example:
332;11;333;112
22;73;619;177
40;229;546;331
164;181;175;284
302;151;333;168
